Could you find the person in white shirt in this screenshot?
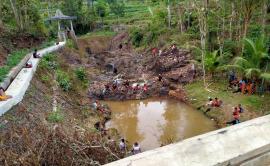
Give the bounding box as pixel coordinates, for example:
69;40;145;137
132;142;141;155
119;138;126;152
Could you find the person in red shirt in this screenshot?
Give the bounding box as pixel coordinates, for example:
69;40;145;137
233;107;240;123
213;97;222;107
152;47;158;57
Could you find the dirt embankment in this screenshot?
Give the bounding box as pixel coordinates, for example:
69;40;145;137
0;29;44;66
0;37;124;165
87;32;195;102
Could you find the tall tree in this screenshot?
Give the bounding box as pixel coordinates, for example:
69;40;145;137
193;0;208;87
241;0;261;52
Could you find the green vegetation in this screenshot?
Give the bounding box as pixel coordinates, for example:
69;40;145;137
0;40;55;82
40;53;58;70
82;30;117;38
0;50;27;82
47;110;64;123
185;80;268;112
75;67;87;81
56;70;72;92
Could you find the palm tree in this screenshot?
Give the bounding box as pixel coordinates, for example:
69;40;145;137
220;36;269;80
204;50;219;77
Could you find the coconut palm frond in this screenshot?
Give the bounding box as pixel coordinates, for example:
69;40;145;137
244;38;257;56
233;57;251;68
217;64;244;72
244;68;261;79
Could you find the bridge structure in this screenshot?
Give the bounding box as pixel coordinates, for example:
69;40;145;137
106;114;270;166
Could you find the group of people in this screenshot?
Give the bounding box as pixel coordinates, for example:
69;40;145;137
206;97;223;107
229;72;256;95
151;44;178;57
102;79;149;98
204;96;245;125
119;138;142;155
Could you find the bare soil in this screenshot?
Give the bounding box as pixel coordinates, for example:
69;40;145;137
86;32;195;102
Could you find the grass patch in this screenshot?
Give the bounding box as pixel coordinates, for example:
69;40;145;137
0;40;56;82
82;30;117;38
185;80;270;113
47;110;64;123
56;70;72;92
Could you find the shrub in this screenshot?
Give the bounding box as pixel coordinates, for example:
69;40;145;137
131;28;144;47
40;54;58;70
66;39;74;49
75;67;87;81
56;70;72;91
47;110;64;123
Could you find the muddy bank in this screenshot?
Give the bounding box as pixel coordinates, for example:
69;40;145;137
87;33;195;102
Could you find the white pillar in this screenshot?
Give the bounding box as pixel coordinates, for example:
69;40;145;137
70;20;74;32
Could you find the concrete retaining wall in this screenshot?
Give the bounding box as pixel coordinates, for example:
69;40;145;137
105;114;270;166
0;42;66;116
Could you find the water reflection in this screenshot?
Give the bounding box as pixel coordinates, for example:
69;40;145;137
105;98;216;150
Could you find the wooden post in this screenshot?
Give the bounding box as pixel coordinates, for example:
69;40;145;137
70;20;79;49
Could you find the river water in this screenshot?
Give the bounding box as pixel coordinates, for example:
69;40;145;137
105;98;216;150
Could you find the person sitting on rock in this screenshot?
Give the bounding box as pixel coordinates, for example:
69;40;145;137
33;49;40;58
132;142;141;155
0;87;12;101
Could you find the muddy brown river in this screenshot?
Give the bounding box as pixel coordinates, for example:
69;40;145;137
105;98;216;151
